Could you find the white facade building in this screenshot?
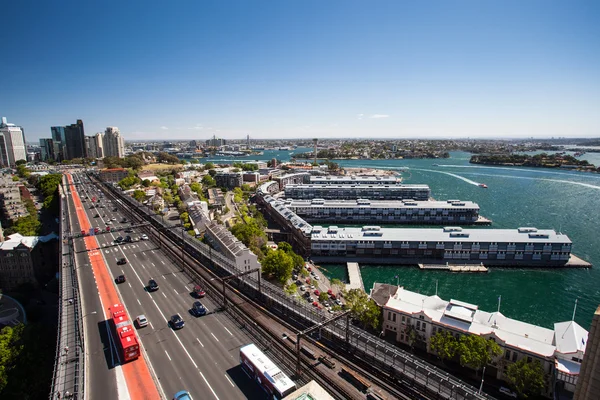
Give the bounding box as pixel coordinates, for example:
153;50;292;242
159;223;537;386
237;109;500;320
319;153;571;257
103;127;125;158
0;117;27;167
87;132;104;159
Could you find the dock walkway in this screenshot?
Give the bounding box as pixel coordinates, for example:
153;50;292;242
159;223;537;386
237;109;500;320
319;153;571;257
346;262;365;291
419;263;489;273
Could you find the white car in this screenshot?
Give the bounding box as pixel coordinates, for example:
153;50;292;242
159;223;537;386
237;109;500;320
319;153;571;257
314;275;320;280
140;234;149;240
136;315;148;328
300;285;306;291
499;387;517;398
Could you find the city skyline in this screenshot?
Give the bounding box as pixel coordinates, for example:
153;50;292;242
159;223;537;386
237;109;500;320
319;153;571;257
3;1;599;141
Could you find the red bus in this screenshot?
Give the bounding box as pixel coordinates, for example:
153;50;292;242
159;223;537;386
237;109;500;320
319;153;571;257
240;343;296;399
109;303;140;363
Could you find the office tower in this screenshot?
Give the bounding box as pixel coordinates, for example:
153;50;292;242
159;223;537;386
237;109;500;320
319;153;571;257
63;119;86;159
39;138;55;161
103;127;125;157
0;117;27;167
87;133;104;159
51;126;66;161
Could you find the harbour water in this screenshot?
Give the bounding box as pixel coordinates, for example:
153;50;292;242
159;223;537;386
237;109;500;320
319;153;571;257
205;149;600;328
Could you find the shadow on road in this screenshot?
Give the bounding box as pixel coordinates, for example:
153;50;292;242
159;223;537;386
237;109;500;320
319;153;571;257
226;365;266;399
97;320;119;369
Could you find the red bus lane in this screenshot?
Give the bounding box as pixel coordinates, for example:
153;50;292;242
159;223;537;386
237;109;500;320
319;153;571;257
66;174;160;400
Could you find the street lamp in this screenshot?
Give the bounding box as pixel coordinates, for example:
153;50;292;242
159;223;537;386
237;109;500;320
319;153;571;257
478;365;486;394
83;311;97;318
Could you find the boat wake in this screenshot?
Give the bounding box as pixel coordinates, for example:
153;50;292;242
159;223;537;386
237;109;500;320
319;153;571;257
462;172;600;191
413;169;481;186
436;164;600;179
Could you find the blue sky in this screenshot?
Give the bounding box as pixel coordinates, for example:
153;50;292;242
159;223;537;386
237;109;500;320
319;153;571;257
2;1;599;141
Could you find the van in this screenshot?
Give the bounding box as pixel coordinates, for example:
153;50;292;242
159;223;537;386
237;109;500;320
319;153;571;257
499;387;517;398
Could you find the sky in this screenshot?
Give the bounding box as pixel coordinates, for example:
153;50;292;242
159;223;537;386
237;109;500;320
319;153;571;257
2;0;599;141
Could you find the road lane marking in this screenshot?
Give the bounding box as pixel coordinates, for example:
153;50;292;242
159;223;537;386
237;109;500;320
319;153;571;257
162;292;167;299
161;260;165;265
162;276;166;280
224;374;235;387
149;321;154;330
128;282;132;288
210;332;219;342
151;262;155;267
134;254;137;258
137;299;141;305
174;289;178;295
223;326;233;336
165;350;171;361
196;338;204;347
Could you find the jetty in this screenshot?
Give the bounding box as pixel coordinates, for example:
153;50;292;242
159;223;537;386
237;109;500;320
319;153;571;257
346;262;365;291
419;263;489;273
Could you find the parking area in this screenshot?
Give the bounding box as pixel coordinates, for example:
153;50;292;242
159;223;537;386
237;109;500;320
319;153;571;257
290;261;344;314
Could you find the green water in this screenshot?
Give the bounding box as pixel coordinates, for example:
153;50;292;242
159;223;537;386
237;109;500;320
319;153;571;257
321;153;600;329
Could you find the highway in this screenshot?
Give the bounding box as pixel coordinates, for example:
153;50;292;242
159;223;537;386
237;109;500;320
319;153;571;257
68;174;265;400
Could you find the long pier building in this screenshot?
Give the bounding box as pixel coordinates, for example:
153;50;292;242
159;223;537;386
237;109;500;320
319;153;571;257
285;198;487;225
284;183;431;201
309;175;402;185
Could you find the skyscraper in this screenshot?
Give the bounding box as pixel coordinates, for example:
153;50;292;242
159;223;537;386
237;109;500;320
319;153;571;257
39;138;55;161
0;117;27;167
102;127;125;158
63;120;86;160
86;132;105;159
51;126;65;161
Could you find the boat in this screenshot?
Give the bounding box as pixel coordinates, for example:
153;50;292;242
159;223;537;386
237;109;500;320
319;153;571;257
479;183;488;188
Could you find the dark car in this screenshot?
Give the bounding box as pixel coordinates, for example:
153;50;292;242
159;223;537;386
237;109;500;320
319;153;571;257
124;228;133;233
93;213;100;218
190;301;206;317
115;275;126;284
121;218;127;223
169;314;185;329
117;258;127;265
114;236;124;244
147;279;159;292
124;235;132;243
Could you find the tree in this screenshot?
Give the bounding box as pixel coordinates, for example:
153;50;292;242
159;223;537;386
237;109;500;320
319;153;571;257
505;358;545;398
202;175;215;187
208;169;217;177
190;182;202;194
284;283;298;296
233;187;244;203
330;278;344;291
344;289;381;330
204;162;215;170
319;292;329;302
15;160;27;166
0;324;24;392
261;249;294;283
180;212;189;223
11;176;18;182
429;331;459;363
458;335;502;374
132;190;146;202
142;179;151;187
278;242;293;253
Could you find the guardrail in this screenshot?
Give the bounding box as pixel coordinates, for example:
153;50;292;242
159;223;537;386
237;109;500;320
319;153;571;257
49;176;85;400
96;175;494;400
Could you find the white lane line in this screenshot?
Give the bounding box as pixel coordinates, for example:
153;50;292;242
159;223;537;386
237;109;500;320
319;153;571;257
149;321;154;330
137;299;141;305
152;262;155;267
165;350;172;361
162;292;167;299
196;338;204;347
224;374;235;387
174;289;178;295
199;371;219;399
162;276;166;280
210;332;219;342
127;282;132;288
223;326;233;336
161;260;165;265
134;254;138;258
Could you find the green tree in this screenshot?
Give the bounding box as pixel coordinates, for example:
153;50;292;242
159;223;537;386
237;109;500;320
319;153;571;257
0;324;24;392
118;175;140;190
261;249;294;283
319;292;329;302
204;162;215;170
429;331;459;363
202;175;216;187
344;289;381;330
284;283;298;296
278;242;293;253
11;176;19;182
132;190;146;202
180;211;189;223
458;335;503;374
142;179;151;187
233;187;244;203
505;358;545;398
299;268;309;278
15;160;27;166
190;182;202;194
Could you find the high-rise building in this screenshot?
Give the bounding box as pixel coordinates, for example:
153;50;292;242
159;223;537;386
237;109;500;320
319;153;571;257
206;137;226;147
39;138;55;161
102;127;125;157
574;305;600;400
87;133;104;159
51;126;65;161
63;120;86;160
0;117;27;167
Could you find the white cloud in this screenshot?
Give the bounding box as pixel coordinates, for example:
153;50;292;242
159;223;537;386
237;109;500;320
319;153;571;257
369;114;390;119
160;126;169;130
357;114;364;120
188;124;203;130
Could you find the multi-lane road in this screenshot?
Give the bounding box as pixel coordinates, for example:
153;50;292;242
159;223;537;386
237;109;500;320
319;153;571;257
67;173;264;400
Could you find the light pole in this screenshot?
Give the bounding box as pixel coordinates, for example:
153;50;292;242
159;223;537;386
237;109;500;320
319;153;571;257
478;365;486;394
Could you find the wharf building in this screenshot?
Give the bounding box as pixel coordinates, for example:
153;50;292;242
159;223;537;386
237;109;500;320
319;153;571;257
0;117;27;167
310;226;580;267
284;183;431;201
274;172;310;191
309;175;402;185
284;198;487;225
373;283;589;397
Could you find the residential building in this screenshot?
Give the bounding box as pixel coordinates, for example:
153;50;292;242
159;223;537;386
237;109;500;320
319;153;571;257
207;188;225;210
63;120;86;160
0;117;27;167
87;132;104;159
215;172;243;189
275;172;310;191
0;232;59;291
188;202;210;235
0;177;29;223
39;138;55;161
284;183;431;201
377;284;588;397
574;305;600;400
99;168;129;183
178;184;199;205
103;126;125;157
204;221;260;272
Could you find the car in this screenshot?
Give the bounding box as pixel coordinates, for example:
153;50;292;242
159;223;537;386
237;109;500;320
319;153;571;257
93;213;100;218
312;301;319;307
190;301;206;317
117;257;127;265
124;228;133;233
499;387;517;398
140;234;149;240
113;208;118;212
193;285;206;298
310;285;315;290
303;291;311;298
111;217;116;221
307;266;312;272
314;275;320;280
169;314;185;329
305;278;311;284
300;285;306;291
173;390;192;400
314;289;320;296
121;218;127;223
328;289;334;296
306;296;314;302
292;274;298;280
136;315;148;328
114;236;123;243
94;227;100;234
124;236;132;243
115;275;126;284
106;221;112;225
147;279;159;292
335;299;342;306
323;301;330;308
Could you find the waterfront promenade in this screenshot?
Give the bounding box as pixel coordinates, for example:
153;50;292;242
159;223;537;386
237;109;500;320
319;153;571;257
346;262;365;291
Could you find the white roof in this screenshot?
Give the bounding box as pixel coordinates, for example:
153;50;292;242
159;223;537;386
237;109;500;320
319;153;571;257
286;198;479;211
383;286;587;359
240;344;295;393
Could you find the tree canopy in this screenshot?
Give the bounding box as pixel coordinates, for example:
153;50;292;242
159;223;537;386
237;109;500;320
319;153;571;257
202;175;216;187
343;289;381;330
429;331;459;363
132;189;146;202
505;358;546;398
261;249;294;283
458;335;502;373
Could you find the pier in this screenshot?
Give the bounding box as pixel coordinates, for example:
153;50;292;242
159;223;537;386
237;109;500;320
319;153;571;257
418;263;489;273
346;262;365;291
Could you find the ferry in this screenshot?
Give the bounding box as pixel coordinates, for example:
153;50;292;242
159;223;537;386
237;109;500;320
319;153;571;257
479;183;488;188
